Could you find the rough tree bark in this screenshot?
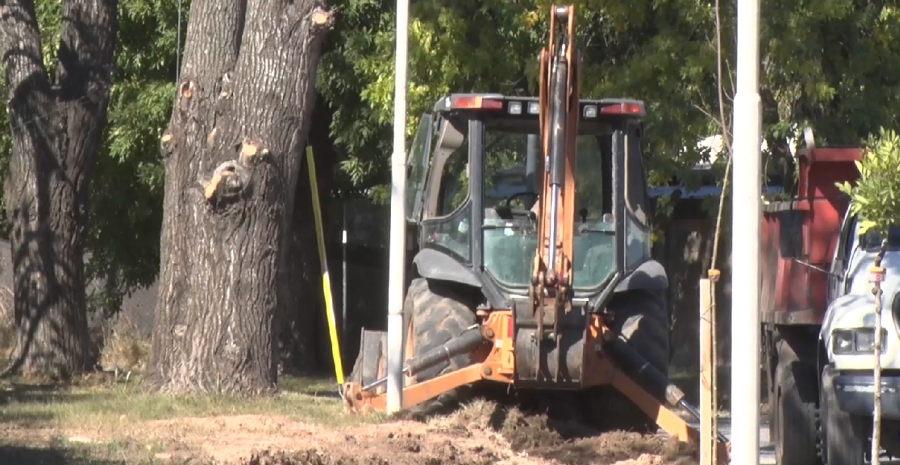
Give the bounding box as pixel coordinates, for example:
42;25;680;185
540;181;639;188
147;0;334;394
0;0;117;379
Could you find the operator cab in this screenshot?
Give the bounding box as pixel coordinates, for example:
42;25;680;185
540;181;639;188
405;93;653;301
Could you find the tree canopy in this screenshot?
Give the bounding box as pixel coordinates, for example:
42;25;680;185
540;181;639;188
318;0;900;203
0;0;898;320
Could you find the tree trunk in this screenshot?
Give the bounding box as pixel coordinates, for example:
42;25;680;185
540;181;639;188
147;0;333;394
0;0;117;379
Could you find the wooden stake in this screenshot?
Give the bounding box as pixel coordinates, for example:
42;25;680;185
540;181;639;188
871;239;887;465
700;277;717;465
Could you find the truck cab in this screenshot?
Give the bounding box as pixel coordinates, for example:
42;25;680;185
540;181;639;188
820;206;900;462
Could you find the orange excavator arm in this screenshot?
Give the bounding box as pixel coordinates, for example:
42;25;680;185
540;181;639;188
528;5;580;381
532;4;578;300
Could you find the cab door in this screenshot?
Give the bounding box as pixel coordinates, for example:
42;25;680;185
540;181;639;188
406;113;436;224
827;204;856;304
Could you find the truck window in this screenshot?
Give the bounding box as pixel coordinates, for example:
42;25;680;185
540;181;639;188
860;224;900;251
839;215;857;263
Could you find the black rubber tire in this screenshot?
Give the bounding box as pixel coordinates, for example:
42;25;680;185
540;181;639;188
767;358;777;444
609;289;670;376
773;359;821;465
590;288;670;433
819;364;867;465
404;277;479;416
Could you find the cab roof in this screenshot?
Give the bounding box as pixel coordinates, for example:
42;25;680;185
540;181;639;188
431;93;646;119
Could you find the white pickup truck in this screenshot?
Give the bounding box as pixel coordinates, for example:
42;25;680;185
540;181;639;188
820;206;900;464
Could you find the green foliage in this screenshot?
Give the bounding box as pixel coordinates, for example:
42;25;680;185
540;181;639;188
317;0;900;226
317;0;547;201
0;0;895;316
836;128;900;236
0;0;184;315
84;0;184;314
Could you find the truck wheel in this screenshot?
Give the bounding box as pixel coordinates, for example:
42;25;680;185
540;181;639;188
403;277;479;417
591;288;670;433
819;364;866;465
773;359;821;465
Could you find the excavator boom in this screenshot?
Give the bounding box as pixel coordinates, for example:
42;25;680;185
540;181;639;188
528;5;580;384
536;4;578;286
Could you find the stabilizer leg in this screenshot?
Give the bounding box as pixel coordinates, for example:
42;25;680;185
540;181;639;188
342;324;498;414
344;363;486;413
601;339;732;465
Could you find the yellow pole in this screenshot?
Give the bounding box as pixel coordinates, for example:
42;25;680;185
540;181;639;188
306;145;344;385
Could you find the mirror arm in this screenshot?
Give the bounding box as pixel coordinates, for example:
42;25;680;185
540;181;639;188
791;258;843;280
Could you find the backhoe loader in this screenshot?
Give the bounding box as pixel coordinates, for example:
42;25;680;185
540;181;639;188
341;5;730;462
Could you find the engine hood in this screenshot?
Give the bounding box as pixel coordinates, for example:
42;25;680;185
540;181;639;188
822;249;900;369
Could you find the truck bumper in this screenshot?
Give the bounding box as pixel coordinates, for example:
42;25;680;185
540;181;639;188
834;374;900;419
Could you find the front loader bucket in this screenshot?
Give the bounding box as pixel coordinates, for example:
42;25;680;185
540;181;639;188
346;329;388;395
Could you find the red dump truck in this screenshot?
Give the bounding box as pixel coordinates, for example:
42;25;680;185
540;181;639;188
761;142;900;465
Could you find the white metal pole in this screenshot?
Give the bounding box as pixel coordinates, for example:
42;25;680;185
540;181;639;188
342;202;348;363
731;0;762;463
386;0;410;414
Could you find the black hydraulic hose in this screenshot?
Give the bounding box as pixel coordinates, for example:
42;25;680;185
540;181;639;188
548;53;567;188
362;327;484;392
607;337;729;443
546;47;568;273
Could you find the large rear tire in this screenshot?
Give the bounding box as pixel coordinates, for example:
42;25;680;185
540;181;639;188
346;277;479;418
590;288;670;433
403;277;479;416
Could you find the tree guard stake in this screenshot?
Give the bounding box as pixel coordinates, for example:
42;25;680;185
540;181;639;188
869;240;887;465
306;145;345;385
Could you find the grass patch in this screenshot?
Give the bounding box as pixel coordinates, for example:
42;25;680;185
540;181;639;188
669;363;772;418
0;373;380;432
669;364;733;416
0;320;391;464
0;371;389;464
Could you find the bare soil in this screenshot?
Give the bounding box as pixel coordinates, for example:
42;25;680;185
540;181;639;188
0;370;701;465
4;399;696;465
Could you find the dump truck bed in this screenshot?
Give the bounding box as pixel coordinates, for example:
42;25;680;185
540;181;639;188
759;148;861;326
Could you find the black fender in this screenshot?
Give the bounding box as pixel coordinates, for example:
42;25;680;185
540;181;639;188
412;248;511;310
412;248;483;289
613;259;668;292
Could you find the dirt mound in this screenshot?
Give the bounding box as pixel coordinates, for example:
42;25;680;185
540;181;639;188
221;399;697;465
139;412;523;465
242;446;495;465
20;394;697;465
434;399;698;465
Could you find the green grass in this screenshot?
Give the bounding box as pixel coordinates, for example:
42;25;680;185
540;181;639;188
668;363;772;417
668;364;733;415
0;373;382;430
0;372;387;464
